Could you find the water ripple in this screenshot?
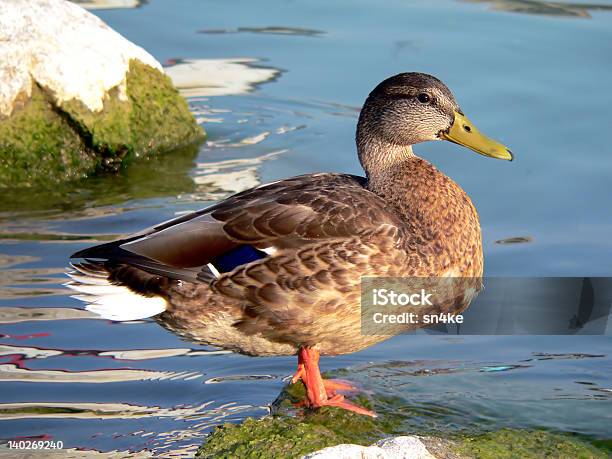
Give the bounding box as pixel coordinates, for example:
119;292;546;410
0;307;98;324
0;364;204;384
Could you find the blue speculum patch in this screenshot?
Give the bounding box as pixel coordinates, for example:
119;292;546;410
212;245;267;273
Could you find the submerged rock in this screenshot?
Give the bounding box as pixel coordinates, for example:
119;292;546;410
0;0;204;188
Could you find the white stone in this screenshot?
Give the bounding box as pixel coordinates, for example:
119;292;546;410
301;436;437;459
0;0;161;117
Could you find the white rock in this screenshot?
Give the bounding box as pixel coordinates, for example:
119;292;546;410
0;0;161;117
301;436;437;459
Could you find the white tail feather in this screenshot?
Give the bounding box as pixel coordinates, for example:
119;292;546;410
66;272;109;285
66;266;167;321
69;263;106;277
64;282;134;296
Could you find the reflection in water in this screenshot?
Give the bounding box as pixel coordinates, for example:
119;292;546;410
0;399;263;457
198;26;325;37
194;149;288;197
0;254;38;269
531;352;606;360
165;58;282;98
1;267;67;286
463;0;612;18
0;143;201;218
480;364;530;372
324;355;612;438
1;345;62;360
0;265;73;299
0;233;117;242
0;343;229;361
99;348;231;360
0;364;203;383
495;236;533;244
206;132;272;148
205;374;278;384
0;400;257;420
0;287;67;300
0;449;152;458
71;0;144;10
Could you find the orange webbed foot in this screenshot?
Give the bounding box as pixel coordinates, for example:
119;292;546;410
292;346;376;418
323;378;359;395
318;394;377;418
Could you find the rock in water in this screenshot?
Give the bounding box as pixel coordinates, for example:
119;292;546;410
0;0;204;187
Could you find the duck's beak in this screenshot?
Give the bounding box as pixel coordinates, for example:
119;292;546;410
440;110;513;161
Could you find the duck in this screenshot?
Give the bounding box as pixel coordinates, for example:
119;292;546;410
67;72;512;418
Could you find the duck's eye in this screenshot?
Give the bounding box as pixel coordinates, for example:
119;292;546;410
417;93;431;104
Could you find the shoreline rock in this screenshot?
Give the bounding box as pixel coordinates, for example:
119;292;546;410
0;0;204;188
195;380;609;459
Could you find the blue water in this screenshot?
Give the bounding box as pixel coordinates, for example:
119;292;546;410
1;0;611;456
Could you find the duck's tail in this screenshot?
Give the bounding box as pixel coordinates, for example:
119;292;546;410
65;261;168;321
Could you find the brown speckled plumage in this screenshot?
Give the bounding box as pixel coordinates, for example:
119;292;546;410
70;72;503;358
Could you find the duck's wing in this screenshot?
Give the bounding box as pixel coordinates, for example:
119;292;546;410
71;173;404;283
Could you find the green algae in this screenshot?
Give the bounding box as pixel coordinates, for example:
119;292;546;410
196;417;346;459
196;381;405;459
0;60;204;188
0;141;198;216
196;380;611;459
454;429;609;459
0;84;97;186
61;60;204;165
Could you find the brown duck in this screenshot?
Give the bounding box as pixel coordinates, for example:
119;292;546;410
68;72;512;417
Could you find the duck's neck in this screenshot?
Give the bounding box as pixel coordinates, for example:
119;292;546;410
357;135;419;202
357;135;415;184
357;135;483;277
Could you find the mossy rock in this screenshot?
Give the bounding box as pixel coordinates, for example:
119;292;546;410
196;381;611;459
193;380;394;458
0;141;199;215
196;381;406;459
0;60;204;188
454;428;609;459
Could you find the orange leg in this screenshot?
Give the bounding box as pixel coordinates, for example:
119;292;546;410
291;350;305;384
291;346;376;417
291;350;358;395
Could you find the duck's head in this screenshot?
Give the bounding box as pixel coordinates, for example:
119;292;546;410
357;72;512;171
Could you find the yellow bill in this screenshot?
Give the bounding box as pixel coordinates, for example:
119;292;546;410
440;110;513;161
